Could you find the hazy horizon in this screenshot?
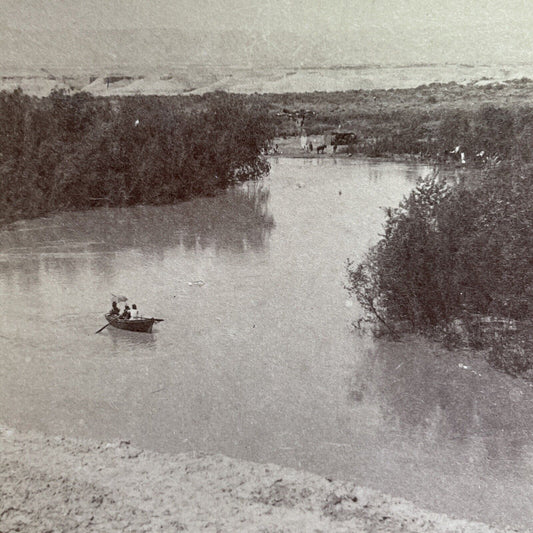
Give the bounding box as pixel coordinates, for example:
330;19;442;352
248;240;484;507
2;1;533;68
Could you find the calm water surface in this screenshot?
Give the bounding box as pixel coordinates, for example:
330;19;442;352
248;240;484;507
1;158;532;530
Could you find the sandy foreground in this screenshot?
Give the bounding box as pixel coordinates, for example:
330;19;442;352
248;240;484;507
0;426;524;533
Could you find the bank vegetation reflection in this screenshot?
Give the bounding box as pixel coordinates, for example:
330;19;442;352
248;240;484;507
0;183;274;287
348;340;533;475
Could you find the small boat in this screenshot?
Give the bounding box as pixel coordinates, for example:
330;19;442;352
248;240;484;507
105;313;156;333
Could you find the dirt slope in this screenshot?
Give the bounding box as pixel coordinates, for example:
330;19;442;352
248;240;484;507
0;426;523;533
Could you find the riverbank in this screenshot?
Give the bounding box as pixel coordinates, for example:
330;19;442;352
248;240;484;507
0;91;274;225
0;426;522;532
269;136;435;163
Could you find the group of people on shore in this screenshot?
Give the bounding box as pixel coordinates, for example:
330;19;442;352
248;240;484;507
109;301;140;320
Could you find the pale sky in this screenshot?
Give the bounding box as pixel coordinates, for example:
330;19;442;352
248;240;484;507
2;0;533;64
1;0;531;32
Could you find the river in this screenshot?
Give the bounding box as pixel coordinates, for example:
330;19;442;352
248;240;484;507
1;157;532;530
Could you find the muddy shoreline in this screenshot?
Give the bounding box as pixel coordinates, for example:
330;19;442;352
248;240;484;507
268;137;442;165
0;426;523;532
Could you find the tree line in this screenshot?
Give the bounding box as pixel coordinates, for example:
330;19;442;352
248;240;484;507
263;87;533;161
346;157;533;377
0;89;275;222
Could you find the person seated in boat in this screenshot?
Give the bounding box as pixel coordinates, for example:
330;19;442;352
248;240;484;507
120;305;131;319
130;304;139;319
109;301;121;316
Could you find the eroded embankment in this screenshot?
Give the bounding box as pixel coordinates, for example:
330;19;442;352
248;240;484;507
0;427;523;532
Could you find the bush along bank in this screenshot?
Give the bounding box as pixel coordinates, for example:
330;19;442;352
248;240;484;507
0;89;275;223
264;87;533;163
346;161;533;378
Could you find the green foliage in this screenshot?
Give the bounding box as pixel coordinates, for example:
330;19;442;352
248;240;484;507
0;90;275;222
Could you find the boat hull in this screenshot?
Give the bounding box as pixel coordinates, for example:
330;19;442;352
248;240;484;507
105;314;155;333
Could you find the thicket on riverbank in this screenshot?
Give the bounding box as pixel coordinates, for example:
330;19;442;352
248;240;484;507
346;162;533;377
0;90;275;222
266;87;533;160
346;105;533;159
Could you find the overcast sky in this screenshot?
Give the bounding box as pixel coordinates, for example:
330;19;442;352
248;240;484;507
1;0;530;32
2;0;533;64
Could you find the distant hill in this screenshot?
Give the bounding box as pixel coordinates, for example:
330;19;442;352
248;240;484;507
2;63;533;98
3;26;533;96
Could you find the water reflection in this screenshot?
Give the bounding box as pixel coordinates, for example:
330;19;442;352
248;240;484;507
0;183;274;289
348;338;533;475
106;327;157;352
0;183;273;255
2;157;531;529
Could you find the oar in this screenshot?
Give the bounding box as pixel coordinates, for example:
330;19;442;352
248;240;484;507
95;323;110;334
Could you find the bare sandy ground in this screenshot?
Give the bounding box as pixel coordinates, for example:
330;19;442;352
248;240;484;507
4;64;533;97
0;426;523;533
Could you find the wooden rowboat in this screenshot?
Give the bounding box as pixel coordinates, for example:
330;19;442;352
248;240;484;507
105;313;156;333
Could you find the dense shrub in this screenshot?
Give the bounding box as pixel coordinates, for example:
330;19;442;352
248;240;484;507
486;334;533;377
261;89;533;161
346;162;533;375
0;90;275;222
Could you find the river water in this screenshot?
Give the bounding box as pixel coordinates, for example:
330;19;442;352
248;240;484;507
1;157;532;530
